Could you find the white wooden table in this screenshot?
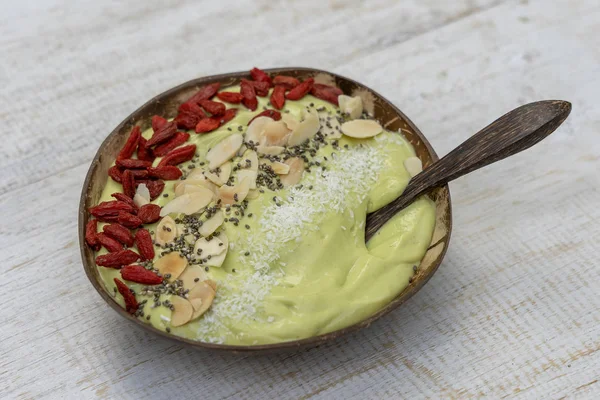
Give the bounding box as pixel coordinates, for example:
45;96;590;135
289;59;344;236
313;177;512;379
2;0;599;398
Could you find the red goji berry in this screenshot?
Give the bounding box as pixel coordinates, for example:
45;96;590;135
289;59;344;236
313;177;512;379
129;169;149;180
243;79;269;96
96;250;139;268
310;83;343;105
199;99;226;116
116;159;152;169
250;67;272;86
103;223;134;247
272;75;300;90
148;166;182;180
114;278;139;314
89;201;135;219
122;170;136;198
111;193;137;210
174;102;207;130
158;145;197;167
146;121;177;147
117;212;142;229
121;265;163;285
240;79;258;111
248;110;282;125
97;232;123;252
135;229;155;261
117;126;141;161
270;85;286;110
220;108;238;124
185;82;221;105
145;180;165;200
217;92;243;103
137;137;155;162
151;115;168;132
195;117;221;133
153;132;190;157
137;204;161;224
286;78;314;100
85;219;100;251
108;165;123;183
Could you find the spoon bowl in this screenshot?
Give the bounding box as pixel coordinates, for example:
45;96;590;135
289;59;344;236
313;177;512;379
79;67;452;353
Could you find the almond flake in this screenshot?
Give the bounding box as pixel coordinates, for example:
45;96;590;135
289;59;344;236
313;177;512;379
263;120;290;146
198;210;224;237
135;183;150;203
174;177;217;197
341;119;383;138
280;157;304;187
245;116;272;145
204;233;228;268
155;216;178;246
204;161;232;186
178;266;209;290
133;193;150;207
188;281;216;321
218;177;251;205
404;156;423;177
170;295;193;327
281;113;299;131
206;133;243;169
236;169;257;189
338;95;363;120
261;159;290;175
155;252;188;281
256;145;285;156
246;189;261;200
287;110;320;147
160;190;213;216
242;150;259;172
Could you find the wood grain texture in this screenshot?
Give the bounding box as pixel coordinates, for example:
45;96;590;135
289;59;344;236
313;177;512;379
2;0;600;399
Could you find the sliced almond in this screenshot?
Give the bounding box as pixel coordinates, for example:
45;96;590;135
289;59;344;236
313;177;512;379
256;145;285;156
404;156;423;178
263;120;290;146
204;233;228;268
155;252;188;281
155;216;177;246
160;189;213;216
241;150;259;172
206;133;243;169
188;281;216;321
205;279;217;291
170;295;193;327
318;111;342;139
178;266;209;290
338;95;363;120
218;177;251;205
194;237;226;260
135;184;150;203
261;159;290;175
204;162;232;186
287;109;320;147
174;177;217;197
246;189;260;200
280;157;305;187
237;169;257;190
341;119;383;139
133;193;150;208
237;144;248;157
281;113;299;131
198;210;224;237
245;116;272;145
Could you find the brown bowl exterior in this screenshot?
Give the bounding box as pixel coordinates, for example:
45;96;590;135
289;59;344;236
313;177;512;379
79;67;452;354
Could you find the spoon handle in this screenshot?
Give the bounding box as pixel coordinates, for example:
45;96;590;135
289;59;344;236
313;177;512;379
366;100;572;241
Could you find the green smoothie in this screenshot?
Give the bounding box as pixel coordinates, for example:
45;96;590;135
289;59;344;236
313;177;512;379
95;88;436;345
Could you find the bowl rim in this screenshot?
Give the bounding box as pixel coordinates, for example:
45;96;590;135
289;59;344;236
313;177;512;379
79;67;452;354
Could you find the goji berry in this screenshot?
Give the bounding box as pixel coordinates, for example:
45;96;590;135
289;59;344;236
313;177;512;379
158;145;197;167
145;180;165;200
286;78;314;100
96;250;139;268
114;278;139;314
146;121;177;147
97;232;124;252
111;193;137;210
185;82;221;105
121;265;162;285
217;92;243;103
85;219;101;251
117;212;142;229
103;223;134;247
195;117;221;133
117;126;141;161
243;79;269;96
270;85;286;110
272;75;300;90
310;83;343;105
248;110;281;125
220;108;237;124
108;165;123;183
129;169;149;180
135;229;155;261
250;67;272;86
240;79;258;111
122;170;136;198
153;132;190;157
89;201;135;219
199;99;226;116
151;115;168;132
137;204;161;224
116;159;152;169
148;166;182;180
136;137;155;162
174;102;206;130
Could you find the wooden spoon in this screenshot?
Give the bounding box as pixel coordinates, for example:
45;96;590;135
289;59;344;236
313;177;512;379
365;100;572;242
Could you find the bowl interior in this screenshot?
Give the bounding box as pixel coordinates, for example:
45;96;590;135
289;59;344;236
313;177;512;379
79;67;452;353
